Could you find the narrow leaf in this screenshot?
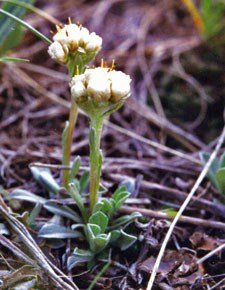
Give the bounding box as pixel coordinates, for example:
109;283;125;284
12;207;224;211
0;57;29;62
30;167;60;195
38;224;83;239
69;156;81;182
43;201;82;223
0;8;52;45
69;183;88;223
67;248;94;270
10;189;47;204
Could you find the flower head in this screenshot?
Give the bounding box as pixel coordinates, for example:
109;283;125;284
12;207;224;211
70;67;131;105
48;22;102;65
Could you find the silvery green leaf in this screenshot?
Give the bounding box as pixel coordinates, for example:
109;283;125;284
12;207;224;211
38;224;83;239
69;183;88;223
112;185;127;200
117;230;137;251
67;248;94;270
86;223;101;238
90;233;111;253
93;199;115;218
44;201;82;223
79;171;90;193
10;189;46;204
30;167;60;194
112;186;130;210
109;229;120;244
88;211;108;233
27;203;42;227
109;212;142;230
69;156;81;182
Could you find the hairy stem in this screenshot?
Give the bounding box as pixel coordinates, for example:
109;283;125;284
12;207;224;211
89;116;104;212
62;99;78;189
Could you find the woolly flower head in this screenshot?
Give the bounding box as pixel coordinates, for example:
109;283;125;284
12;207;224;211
70;67;131;106
48;22;102;64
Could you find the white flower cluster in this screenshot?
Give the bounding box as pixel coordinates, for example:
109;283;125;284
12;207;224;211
70;67;131;104
48;23;102;64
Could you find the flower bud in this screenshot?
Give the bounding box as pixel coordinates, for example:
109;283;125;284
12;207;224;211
48;23;102;65
70;67;131;116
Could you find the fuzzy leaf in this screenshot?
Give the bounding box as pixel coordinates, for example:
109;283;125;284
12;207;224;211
69;156;81;182
30;167;60;194
69;183;88;223
67;248;94;270
112;186;130;210
27;203;42;227
89;233;111;253
117;230;137;251
43;201;82;223
86;223;102;238
79;170;90;193
88;211;108;233
38;224;83;239
10;189;47;204
109;212;142;230
109;229;120;244
93;199;115;218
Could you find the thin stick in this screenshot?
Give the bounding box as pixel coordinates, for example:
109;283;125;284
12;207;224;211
105;120;200;164
120;206;225;230
197;242;225;264
146;124;225;290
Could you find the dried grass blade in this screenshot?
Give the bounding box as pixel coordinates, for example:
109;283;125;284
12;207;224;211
146;124;225;290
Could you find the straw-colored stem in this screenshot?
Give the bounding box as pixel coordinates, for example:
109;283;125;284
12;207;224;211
62;99;78;189
181;0;204;34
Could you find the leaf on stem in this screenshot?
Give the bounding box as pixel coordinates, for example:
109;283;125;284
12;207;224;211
68;248;94;270
43;201;82;223
69;183;88;223
30;166;60;195
88;211;108;233
9;189;47;204
38;223;83;239
69;156;81;182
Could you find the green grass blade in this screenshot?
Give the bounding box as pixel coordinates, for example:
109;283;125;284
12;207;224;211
0;0;34;55
0;57;29;62
0;0;58;24
0;8;52;45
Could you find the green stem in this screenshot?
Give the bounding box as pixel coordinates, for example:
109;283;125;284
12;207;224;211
62;99;78;189
89;116;104;212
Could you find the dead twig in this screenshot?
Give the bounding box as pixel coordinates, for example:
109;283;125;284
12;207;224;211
120;205;225;231
146;124;225;290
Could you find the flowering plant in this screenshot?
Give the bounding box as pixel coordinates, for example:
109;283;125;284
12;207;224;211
10;20;140;269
